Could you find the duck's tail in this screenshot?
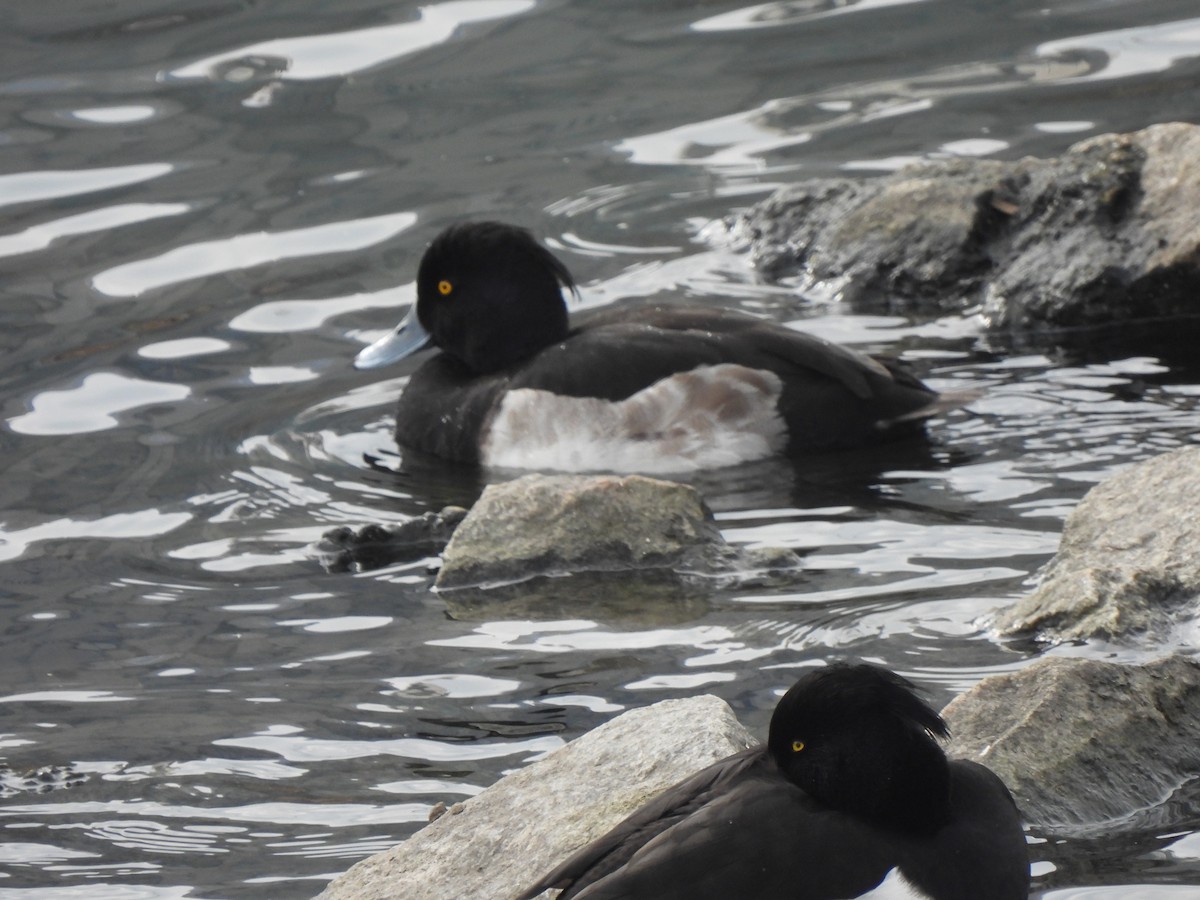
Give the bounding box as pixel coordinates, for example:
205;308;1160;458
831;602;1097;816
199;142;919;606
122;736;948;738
881;386;984;428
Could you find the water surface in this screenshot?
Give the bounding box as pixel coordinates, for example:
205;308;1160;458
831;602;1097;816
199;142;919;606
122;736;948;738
3;1;1200;896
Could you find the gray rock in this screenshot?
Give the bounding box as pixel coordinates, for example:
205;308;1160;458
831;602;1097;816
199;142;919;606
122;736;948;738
434;473;791;591
981;124;1200;340
996;446;1200;641
316;695;755;900
728;122;1200;347
731;161;1009;314
944;655;1200;830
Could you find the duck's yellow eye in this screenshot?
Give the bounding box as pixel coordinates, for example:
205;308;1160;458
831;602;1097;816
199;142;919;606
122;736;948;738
437;279;453;296
791;739;806;753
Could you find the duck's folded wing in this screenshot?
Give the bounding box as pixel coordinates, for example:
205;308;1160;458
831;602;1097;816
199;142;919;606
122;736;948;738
564;777;897;900
513;310;950;414
515;746;898;900
514;747;766;900
573;305;910;402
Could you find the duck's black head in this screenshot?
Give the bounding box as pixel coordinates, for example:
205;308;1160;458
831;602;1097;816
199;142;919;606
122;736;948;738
767;663;952;834
414;222;577;374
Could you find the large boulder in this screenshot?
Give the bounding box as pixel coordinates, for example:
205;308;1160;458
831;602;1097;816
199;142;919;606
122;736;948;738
316;695;755;900
728;122;1200;350
996;446;1200;642
945;655;1200;830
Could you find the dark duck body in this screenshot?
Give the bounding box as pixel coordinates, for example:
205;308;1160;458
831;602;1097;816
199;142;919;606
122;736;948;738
355;222;974;473
515;663;1029;900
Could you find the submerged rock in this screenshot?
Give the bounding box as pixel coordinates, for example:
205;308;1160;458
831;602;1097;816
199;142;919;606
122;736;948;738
0;763;86;798
434;473;796;591
996;446;1200;642
317;506;468;573
316;695;755;900
438;568;717;625
317;474;801;614
945;655;1200;830
729;122;1200;351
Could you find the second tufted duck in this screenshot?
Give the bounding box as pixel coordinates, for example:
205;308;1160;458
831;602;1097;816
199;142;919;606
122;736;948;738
514;662;1029;900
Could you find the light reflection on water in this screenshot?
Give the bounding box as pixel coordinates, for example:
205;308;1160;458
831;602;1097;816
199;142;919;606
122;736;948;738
167;1;538;83
90;211;418;297
2;0;1200;897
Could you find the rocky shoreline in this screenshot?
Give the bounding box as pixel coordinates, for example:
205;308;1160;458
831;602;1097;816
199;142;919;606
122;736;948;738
317;124;1200;898
725;122;1200;354
317;444;1200;899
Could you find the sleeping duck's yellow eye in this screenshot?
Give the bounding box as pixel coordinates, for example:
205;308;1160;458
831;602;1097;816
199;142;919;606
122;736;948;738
437;279;453;296
791;739;805;753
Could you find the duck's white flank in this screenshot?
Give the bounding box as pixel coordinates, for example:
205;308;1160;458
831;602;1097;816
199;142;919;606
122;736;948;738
860;867;931;899
481;363;787;473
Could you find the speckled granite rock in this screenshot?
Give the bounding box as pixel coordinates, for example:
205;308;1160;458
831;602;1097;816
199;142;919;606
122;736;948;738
316;695;755;900
996;446;1200;641
434;473;792;590
944;655;1200;829
728;122;1200;350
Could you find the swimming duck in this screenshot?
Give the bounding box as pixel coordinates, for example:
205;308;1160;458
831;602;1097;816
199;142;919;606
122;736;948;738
515;663;1029;900
355;222;972;473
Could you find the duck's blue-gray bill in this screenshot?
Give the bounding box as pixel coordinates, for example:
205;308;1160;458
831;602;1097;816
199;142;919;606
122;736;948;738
354;308;431;369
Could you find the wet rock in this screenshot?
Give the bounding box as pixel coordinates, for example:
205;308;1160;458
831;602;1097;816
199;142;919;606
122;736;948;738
317;506;468;573
729;122;1200;350
732;161;1009;314
434;473;793;591
439;569;715;624
996;446;1200;642
981;124;1200;342
316;694;755;900
944;655;1200;830
440;545;802;623
0;763;86;798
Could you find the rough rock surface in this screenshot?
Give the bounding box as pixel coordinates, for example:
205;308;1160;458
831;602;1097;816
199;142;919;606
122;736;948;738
316;695;755;900
996;446;1200;641
728;122;1200;348
434;473;770;590
945;655;1200;830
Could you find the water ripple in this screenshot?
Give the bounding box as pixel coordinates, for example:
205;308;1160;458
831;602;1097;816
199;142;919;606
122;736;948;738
167;1;538;83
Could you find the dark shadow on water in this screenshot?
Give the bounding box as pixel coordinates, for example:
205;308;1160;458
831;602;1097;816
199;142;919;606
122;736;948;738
1028;777;1200;891
366;429;969;518
982;315;1200;367
438;569;716;625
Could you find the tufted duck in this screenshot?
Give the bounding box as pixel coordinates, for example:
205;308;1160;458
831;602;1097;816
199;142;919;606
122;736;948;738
355;223;975;472
514;662;1029;900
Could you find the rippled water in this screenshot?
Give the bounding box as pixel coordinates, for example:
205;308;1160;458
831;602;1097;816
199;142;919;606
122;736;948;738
3;1;1200;897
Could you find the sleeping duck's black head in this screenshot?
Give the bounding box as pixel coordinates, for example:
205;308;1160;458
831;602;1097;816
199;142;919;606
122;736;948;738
356;222;577;374
767;662;952;834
